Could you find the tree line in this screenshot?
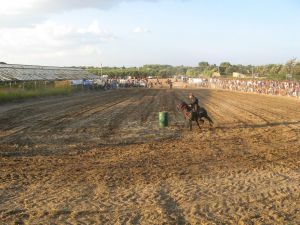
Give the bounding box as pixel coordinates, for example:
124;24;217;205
87;59;300;80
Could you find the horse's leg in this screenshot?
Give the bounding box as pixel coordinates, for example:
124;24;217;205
197;111;205;124
199;118;204;124
184;118;189;129
205;115;214;126
195;118;201;130
189;120;192;131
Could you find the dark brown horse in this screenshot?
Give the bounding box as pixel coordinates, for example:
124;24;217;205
176;101;214;130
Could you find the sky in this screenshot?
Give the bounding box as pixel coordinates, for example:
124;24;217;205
0;0;299;67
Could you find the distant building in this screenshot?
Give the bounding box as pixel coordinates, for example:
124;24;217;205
233;72;247;78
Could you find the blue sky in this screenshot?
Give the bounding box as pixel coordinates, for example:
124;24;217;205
0;0;299;67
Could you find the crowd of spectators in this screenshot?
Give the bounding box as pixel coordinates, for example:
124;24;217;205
86;77;149;90
80;76;300;99
207;78;300;98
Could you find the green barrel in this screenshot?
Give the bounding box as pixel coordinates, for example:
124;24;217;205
159;111;168;128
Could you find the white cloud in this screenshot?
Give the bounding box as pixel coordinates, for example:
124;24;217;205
0;20;114;66
0;0;39;15
0;0;158;65
133;27;151;33
0;0;115;16
0;0;159;27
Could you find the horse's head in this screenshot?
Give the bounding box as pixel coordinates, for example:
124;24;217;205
177;101;189;111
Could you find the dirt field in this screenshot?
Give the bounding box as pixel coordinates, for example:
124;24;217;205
0;88;299;224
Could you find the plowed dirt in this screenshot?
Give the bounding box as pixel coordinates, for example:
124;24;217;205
0;88;299;224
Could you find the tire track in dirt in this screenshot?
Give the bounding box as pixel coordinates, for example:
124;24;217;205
0;91;120;130
199;90;270;125
199;90;300;168
0;90;141;145
0;90;131;138
96;90;151;139
210;91;300;165
215;91;300;141
220;91;300;125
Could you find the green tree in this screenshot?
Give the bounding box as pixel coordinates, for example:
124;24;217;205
186;69;196;77
198;61;209;67
225;66;236;75
198;61;210;74
294;62;300;75
286;58;297;74
219;62;232;75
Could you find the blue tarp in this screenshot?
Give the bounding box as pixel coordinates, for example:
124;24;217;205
71;80;83;85
83;80;93;86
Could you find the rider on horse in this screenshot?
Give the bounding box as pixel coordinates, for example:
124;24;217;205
188;93;200;113
177;94;214;130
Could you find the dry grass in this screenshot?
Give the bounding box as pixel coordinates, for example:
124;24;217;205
0;87;73;103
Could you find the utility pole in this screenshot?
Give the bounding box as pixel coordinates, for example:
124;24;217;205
292;58;297;79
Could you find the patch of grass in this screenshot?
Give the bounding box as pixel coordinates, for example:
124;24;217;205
0;87;73;103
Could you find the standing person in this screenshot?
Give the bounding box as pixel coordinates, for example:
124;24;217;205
188;93;199;112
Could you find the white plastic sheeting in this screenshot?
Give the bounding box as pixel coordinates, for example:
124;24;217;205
0;64;99;82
